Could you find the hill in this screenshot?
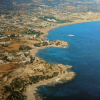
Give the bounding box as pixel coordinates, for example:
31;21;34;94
0;0;100;14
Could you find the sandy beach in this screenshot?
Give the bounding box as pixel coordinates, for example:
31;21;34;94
24;71;75;100
39;19;100;39
31;19;100;58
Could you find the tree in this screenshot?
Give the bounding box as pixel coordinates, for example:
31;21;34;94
30;55;35;63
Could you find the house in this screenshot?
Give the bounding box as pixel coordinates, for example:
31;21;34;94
6;41;11;44
24;52;30;55
49;40;54;44
21;54;25;58
7;35;10;37
26;57;31;62
3;51;9;56
19;35;22;37
7;56;15;60
0;60;4;65
0;37;5;40
15;34;18;37
33;35;36;38
0;42;6;45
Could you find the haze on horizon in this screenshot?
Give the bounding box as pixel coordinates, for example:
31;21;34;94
0;0;100;14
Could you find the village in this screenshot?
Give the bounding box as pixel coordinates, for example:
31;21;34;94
1;6;100;33
0;30;68;65
0;25;71;100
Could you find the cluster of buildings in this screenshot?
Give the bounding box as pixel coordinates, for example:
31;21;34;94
1;6;100;32
0;51;32;65
0;4;100;66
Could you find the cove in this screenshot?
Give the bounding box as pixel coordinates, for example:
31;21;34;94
36;21;100;100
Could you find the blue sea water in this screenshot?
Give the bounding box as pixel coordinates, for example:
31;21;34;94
36;21;100;100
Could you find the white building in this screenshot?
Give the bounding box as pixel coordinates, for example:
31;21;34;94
7;56;15;60
0;60;4;65
26;58;31;62
3;52;9;56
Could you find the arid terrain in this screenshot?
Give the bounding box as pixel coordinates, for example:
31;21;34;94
0;0;100;99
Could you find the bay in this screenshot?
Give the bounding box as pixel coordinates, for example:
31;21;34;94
36;21;100;100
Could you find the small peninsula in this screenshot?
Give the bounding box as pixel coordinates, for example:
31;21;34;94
1;30;75;100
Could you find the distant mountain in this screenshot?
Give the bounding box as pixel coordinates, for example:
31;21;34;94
0;0;95;7
13;0;32;4
0;0;100;14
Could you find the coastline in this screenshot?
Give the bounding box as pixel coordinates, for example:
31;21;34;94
24;19;100;100
24;71;75;100
32;19;100;59
3;19;100;100
39;19;100;39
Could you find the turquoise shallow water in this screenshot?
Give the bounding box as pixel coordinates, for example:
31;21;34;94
36;21;100;100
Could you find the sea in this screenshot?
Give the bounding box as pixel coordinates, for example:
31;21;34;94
36;21;100;100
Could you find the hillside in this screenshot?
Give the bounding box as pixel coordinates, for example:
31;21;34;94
0;0;100;14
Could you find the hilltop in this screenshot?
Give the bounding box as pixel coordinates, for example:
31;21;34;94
0;0;100;14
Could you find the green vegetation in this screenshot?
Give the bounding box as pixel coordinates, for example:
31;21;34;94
10;34;19;37
42;42;48;46
19;45;32;50
5;78;26;100
39;16;73;23
4;71;59;99
10;34;15;37
34;42;48;47
52;72;59;77
29;72;59;84
57;19;73;23
2;43;8;47
2;56;9;61
30;55;35;63
10;78;24;90
7;91;26;100
29;75;40;83
34;43;41;47
22;29;43;38
0;32;5;35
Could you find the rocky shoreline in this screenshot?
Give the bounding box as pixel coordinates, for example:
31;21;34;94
2;57;75;100
1;29;75;100
2;19;100;100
